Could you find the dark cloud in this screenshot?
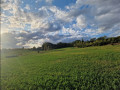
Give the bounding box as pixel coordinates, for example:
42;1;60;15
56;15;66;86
67;0;120;31
41;22;62;32
68;7;90;18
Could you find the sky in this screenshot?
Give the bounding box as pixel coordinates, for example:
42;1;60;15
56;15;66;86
1;0;120;48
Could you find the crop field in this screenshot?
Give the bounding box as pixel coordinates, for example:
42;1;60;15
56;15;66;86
1;45;120;90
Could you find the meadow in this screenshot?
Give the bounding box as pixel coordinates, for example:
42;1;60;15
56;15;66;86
1;45;120;90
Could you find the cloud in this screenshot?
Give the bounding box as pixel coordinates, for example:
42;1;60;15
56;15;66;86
45;0;53;4
25;4;30;10
35;0;53;4
35;0;42;3
73;15;87;29
49;6;73;23
75;0;120;31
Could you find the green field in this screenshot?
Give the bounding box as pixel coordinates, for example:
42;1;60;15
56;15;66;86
1;45;120;90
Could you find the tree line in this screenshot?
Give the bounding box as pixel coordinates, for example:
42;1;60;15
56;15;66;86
32;36;120;51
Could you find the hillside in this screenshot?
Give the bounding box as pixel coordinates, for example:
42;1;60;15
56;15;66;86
1;45;120;90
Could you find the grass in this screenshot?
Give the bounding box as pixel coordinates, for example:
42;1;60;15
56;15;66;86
1;45;120;90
